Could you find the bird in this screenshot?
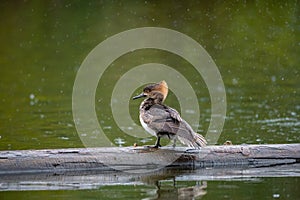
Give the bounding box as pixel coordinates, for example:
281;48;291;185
133;80;207;148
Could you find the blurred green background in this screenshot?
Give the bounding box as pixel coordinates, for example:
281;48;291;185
0;0;299;150
0;1;299;200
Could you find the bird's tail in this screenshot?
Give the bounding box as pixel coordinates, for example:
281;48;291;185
177;132;207;148
176;121;207;149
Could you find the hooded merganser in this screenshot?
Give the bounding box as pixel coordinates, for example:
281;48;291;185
133;80;207;148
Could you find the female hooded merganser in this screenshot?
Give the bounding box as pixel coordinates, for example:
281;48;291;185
133;80;207;148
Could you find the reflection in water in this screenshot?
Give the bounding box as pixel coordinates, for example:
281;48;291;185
178;181;207;200
143;180;207;200
138;170;207;199
0;164;299;199
0;169;209;199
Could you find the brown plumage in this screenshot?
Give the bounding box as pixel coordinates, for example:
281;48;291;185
133;80;207;148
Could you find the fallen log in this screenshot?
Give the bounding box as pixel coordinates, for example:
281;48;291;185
0;143;299;174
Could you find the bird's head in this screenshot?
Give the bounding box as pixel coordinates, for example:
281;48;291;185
133;80;168;103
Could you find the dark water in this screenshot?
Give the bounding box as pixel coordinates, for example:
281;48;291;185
0;1;299;199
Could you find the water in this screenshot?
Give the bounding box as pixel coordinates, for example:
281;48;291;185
1;178;299;200
0;167;299;199
0;1;299;199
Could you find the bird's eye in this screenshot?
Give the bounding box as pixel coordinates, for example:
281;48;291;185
143;88;150;93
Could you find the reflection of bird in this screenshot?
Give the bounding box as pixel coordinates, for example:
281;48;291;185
142;177;207;200
133;80;207;148
178;181;207;200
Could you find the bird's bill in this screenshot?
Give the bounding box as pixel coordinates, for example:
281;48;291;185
133;93;146;100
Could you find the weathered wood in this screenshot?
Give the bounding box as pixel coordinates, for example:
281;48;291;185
0;144;299;174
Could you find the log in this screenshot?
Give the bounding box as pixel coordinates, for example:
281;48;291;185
0;143;299;175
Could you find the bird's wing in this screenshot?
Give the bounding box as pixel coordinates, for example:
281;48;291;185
165;106;182;122
141;104;181;134
141;104;207;148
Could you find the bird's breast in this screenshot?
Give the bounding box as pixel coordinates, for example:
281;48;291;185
139;114;157;137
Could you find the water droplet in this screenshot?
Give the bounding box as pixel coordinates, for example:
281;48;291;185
232;78;238;85
256;138;262;142
291;112;296;116
140;138;152;143
271;75;276;82
185;109;196;114
114;137;126;147
29;94;35;99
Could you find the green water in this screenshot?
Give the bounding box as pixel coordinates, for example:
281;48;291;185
0;178;299;200
0;0;299;199
0;175;299;200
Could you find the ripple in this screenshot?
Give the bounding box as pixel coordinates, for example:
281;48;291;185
257;117;299;127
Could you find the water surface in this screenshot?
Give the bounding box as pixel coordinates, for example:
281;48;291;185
0;1;299;199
